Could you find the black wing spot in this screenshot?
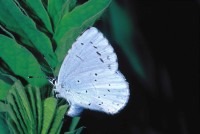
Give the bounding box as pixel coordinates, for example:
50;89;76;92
94;79;97;82
109;84;111;86
104;94;106;96
90;41;93;44
107;89;110;92
95;73;97;76
108;65;111;69
96;52;101;56
100;58;104;63
77;80;80;83
86;90;88;93
81;43;84;45
93;46;97;49
99;103;102;105
88;103;91;106
98;96;100;98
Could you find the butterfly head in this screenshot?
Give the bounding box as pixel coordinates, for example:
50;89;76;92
48;77;58;85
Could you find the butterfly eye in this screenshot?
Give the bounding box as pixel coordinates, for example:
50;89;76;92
48;77;57;85
53;77;58;84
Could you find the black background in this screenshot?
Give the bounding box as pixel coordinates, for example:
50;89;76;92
75;0;199;134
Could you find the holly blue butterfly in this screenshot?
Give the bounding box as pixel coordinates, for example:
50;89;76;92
52;27;129;117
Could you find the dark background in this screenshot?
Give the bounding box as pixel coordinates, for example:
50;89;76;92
75;0;199;134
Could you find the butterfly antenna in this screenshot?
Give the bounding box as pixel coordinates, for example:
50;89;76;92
28;76;57;85
28;76;48;79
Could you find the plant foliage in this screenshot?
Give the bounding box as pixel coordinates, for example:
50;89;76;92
0;0;111;133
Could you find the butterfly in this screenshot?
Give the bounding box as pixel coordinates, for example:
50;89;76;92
52;27;129;117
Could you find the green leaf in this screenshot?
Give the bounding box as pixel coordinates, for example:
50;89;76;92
108;1;146;79
9;84;30;133
56;121;64;134
49;105;68;134
69;117;80;131
6;118;18;134
41;97;57;134
35;87;42;133
2;83;76;134
0;102;7;112
6;103;23;134
9;81;35;133
7;93;27;134
0;24;15;40
48;0;77;30
15;83;35;130
0;35;48;87
0;79;10;100
68;0;77;11
65;127;84;134
0;113;10;134
0;0;57;68
27;86;37;127
20;0;53;33
0;79;12;100
53;0;111;74
0;72;16;100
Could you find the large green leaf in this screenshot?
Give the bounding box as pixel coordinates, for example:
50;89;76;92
48;0;77;30
0;0;57;68
19;0;53;33
0;35;48;87
108;1;146;79
53;0;111;74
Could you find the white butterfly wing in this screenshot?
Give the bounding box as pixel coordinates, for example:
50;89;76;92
57;27;129;116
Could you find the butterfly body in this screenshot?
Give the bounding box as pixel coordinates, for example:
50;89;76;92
53;27;129;117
